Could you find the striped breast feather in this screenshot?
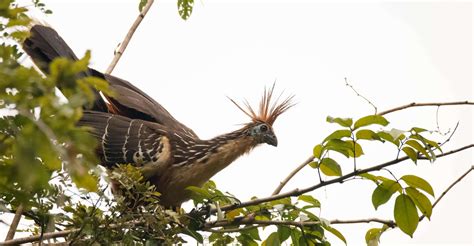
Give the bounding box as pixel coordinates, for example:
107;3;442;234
79;111;171;168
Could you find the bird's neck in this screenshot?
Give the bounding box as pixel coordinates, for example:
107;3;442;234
191;127;258;182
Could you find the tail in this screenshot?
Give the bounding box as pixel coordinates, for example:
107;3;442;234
23;24;108;111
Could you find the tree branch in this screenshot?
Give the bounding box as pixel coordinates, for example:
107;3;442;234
271;101;473;196
4;204;23;241
272;156;313;195
200;144;473;216
203;165;473;232
105;0;155;74
377;101;474;116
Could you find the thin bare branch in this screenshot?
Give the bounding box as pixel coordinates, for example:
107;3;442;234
272;156;314;195
378;101;474;116
345;77;378;114
0;220;143;245
198;144;473;216
330;218;396;228
419;165;473;221
4;204;23;241
105;0;155;74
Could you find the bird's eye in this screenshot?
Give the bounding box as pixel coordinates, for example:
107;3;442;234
260;124;268;132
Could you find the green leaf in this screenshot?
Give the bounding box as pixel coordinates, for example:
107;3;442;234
313;144;322;159
263;232;280;246
365;228;383;246
356;129;383;141
182;228;204;243
377;131;399;146
326;116;353;128
405;140;430;159
277;226;291;242
358;173;378;183
298;195;321;207
400;175;434;197
394;194;419;237
138;0;148;12
387;128;406;140
345;140;364;157
241;226;261;241
405;187;432;219
411;127;427;133
402;147;418;163
325;139;352;158
323;129;351;143
320;158;342;176
322;225;346;244
354;115;389;130
372;179;402;209
177;0;194;20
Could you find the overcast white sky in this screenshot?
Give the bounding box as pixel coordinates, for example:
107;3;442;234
2;0;472;245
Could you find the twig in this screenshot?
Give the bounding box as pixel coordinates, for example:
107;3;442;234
419;165;473;221
344;78;378;114
205;165;473;232
0;220;143;245
204;217;320;230
105;0;155;74
377;101;474;116
4;204;23;241
197;144;473;216
272;156;314;195
330;218;396;228
271;101;472;199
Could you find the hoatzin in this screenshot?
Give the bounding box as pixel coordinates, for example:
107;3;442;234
22;24;293;208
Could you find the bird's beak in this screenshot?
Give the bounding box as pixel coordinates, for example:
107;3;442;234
263;132;278;147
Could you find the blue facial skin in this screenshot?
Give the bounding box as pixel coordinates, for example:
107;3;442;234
250;123;278;147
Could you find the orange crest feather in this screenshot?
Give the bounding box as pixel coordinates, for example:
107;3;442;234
229;83;294;125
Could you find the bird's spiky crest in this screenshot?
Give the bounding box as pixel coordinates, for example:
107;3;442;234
229;84;294;126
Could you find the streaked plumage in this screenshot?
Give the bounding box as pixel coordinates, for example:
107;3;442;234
23;24;293;207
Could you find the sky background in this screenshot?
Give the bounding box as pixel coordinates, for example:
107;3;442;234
2;0;473;245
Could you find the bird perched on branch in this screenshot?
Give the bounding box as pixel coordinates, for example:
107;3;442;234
22;24;293;208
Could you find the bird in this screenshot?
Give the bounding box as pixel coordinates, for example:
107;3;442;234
22;24;293;208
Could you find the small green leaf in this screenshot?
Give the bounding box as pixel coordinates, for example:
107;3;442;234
387;128;406;140
138;0;148;12
177;0;194;20
308;161;318;168
326;116;353;128
345;140;364;157
402;147;418;163
298;195;321;207
323;129;351;143
323;225;346;244
358;173;378;183
263;232;280;246
411;127;427;133
354;115;389;130
325;139;352;158
377;131;399;146
405;140;430;159
356;129;382;141
372;179;401;209
277;226;291;242
365;228;383;245
320;157;342;176
394;194;419;237
313;144;323;159
182;228;204;243
405;187;432;219
400;175;434;197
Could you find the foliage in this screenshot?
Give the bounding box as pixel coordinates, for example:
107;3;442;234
0;1;471;245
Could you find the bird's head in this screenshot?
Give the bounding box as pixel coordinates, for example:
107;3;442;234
229;84;294;147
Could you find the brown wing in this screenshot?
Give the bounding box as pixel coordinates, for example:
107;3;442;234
89;69;198;139
79;110;173;169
